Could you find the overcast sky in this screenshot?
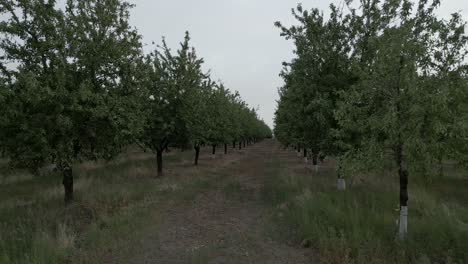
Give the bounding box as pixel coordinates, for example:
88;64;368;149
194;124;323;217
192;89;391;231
129;0;468;128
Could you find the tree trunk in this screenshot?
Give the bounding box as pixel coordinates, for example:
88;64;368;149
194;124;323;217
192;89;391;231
337;158;346;191
312;152;318;172
303;148;308;163
394;56;408;239
239;141;242;150
62;165;73;205
233;141;236;148
156;149;163;177
194;145;200;166
212;144;216;155
224;143;228;154
243;141;246;148
397;144;408;239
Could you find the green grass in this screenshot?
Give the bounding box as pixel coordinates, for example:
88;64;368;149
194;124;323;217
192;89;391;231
3;145;468;264
262;156;468;264
0;147;219;264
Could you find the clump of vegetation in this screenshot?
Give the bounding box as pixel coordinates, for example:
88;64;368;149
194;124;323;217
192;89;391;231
263;157;468;264
0;146;231;263
0;0;271;206
274;0;468;240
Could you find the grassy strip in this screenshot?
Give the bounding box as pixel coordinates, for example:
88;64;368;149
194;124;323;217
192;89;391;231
0;149;222;264
262;156;468;264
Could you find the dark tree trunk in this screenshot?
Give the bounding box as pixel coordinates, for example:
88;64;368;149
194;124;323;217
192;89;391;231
224;143;228;154
156;149;163;177
243;141;246;148
399;165;409;239
164;144;169;153
396;144;408;207
303;148;307;158
233;141;236;148
396;56;408;239
239;141;242;150
194;145;200;166
312;153;318;166
62;165;73;205
212;144;216;155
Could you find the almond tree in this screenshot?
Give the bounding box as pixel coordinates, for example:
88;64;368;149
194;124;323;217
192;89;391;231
337;0;468;238
275;4;354;175
0;0;144;204
141;32;205;176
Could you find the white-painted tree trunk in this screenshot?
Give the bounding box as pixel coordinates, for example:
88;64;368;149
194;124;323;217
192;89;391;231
337;178;346;191
296;151;301;157
398;206;408;239
304;157;308;163
314;165;318;173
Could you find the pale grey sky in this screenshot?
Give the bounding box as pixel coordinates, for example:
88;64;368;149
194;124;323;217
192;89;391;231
129;0;468;128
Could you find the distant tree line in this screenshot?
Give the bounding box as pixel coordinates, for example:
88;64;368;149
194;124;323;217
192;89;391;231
274;0;467;238
0;0;271;204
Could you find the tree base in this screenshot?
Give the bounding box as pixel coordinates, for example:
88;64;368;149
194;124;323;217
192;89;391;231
398;206;408;240
337;178;346;191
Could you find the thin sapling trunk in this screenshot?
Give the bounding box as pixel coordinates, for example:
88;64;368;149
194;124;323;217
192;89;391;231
312;152;318;172
397;144;409;239
62;164;73;205
194;145;200;165
156;148;163;177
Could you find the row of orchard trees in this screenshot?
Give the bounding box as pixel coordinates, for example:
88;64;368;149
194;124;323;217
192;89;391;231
274;0;468;238
140;33;270;175
0;0;271;204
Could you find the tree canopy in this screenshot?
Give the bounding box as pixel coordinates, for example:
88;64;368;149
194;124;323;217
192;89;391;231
274;0;468;238
0;0;271;203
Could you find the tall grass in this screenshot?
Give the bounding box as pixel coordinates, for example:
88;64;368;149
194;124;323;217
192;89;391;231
0;146;220;264
263;156;468;264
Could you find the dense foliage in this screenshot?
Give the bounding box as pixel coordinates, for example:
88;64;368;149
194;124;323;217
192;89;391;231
0;0;271;202
274;0;467;238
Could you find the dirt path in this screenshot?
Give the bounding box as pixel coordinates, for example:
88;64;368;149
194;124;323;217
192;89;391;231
105;140;313;264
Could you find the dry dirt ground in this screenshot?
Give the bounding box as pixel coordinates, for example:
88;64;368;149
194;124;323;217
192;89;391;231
100;140;314;264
